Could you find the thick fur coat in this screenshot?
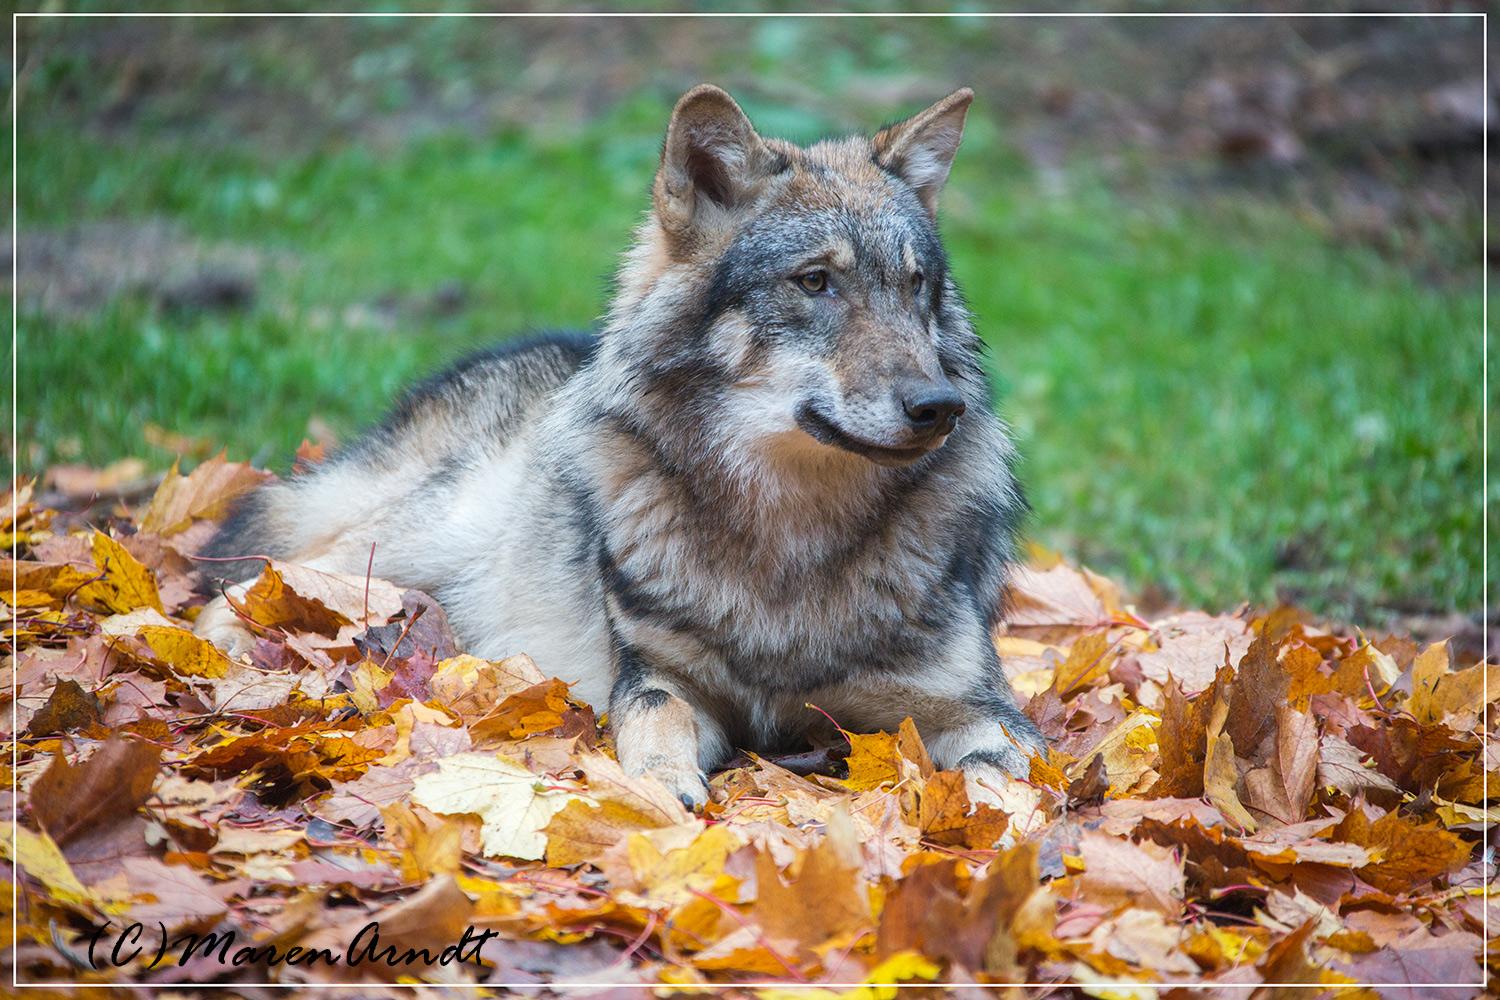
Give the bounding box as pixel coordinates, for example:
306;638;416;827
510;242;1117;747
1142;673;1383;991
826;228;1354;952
198;85;1046;808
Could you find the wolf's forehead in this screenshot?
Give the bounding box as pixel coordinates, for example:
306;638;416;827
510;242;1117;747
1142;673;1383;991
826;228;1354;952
772;136;900;209
749;138;930;256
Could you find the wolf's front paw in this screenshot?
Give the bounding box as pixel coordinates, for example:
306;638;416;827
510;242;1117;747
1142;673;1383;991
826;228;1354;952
193;594;258;659
631;757;711;812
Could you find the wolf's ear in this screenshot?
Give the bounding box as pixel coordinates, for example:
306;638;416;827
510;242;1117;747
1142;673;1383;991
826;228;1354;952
872;88;973;217
656;85;777;233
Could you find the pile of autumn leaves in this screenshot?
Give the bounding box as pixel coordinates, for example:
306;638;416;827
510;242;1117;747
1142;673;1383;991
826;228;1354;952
4;456;1494;991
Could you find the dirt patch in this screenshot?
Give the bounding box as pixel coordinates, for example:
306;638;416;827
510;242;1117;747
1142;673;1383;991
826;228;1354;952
13;220;274;319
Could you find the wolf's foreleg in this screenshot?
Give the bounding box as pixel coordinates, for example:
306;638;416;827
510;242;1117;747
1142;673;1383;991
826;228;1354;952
608;656;728;810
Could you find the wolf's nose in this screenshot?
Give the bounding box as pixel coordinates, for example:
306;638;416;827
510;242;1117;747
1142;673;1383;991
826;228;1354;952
902;388;966;432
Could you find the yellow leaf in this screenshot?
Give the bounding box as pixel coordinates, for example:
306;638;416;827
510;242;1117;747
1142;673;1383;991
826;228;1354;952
544;797;676;867
626;823;734;906
843;730;901;792
5;825;92;906
91;531;164;614
1069;708;1159;795
139;624;232;678
1407;640;1450;724
861;949;943;987
1053;631;1117;697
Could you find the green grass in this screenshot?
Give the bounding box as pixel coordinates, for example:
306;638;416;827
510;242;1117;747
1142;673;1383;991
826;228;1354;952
16;102;1482;622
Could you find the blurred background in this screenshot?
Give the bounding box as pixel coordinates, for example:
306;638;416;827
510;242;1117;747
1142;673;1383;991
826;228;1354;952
10;5;1491;651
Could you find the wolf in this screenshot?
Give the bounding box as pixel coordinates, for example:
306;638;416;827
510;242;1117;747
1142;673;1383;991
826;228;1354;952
196;84;1046;809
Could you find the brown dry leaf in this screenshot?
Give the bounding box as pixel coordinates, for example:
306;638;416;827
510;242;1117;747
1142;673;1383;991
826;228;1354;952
544;797;680;867
26;678;104;736
896;716;935;779
90;531;164;614
1282;641;1330;711
30;734;161;847
753;827;868;955
1136;617;1250;694
1427;661;1499;729
918;769;1009;850
1225;625;1291;758
258;559;405;626
1231;813;1373;868
203;662;298;712
138;451;274;535
469;678;571;743
317;873;475;965
1088;907;1199;975
575;752;696;827
382;801;463;878
1330;642;1400;702
1334;944;1484;996
543;754;698;868
1406;640;1451;724
1076;831;1185;916
1243;705;1319;827
1152;674;1217;798
1203;689;1257;832
1007;563;1109;628
316;762;420;827
121;856;239;929
1333;810;1473;895
1316;731;1400;803
236;562;353;637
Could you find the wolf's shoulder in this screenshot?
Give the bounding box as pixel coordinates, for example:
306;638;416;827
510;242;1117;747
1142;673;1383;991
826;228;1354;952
345;330;597;466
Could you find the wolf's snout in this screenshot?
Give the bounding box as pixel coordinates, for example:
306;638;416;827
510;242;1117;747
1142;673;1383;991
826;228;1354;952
902;385;966;434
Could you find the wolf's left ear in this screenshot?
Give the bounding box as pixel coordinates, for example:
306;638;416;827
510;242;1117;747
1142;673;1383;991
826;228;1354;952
656;85;779;235
872;88;973;217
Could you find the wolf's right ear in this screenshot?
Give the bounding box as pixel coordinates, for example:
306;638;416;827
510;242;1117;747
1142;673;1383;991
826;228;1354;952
655;85;777;234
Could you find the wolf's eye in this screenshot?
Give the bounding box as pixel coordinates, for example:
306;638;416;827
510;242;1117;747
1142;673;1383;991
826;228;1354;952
912;272;925;295
797;271;829;295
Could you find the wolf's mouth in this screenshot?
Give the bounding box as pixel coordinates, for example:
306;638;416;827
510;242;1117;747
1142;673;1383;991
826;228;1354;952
794;404;944;467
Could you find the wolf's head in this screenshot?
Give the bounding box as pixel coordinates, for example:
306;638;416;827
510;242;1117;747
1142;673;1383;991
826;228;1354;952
606;85;984;473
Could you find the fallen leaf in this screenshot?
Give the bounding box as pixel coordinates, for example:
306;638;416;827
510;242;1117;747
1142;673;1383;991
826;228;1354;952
90;531;165;614
26;678;104;736
1008;563;1109;628
1076;831;1185;916
235;562;354;637
1333;810;1473;895
1243;705;1319;827
138;451;274;535
1204;690;1257;833
469;678;571;742
410;752;582;860
139;624;234;678
30;734;161;846
918;769;1009;850
6;825;93;907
